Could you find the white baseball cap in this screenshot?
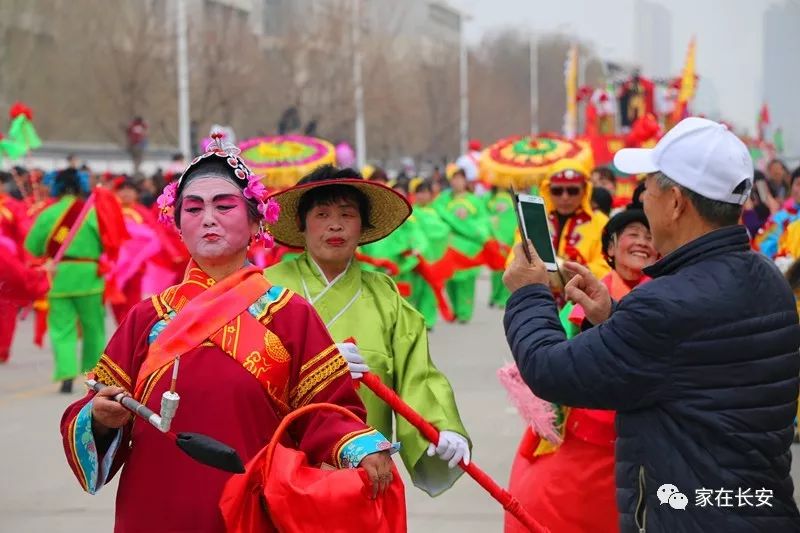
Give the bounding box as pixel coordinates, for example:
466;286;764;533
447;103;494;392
614;117;754;205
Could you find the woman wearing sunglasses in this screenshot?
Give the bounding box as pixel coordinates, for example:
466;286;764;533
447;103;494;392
539;159;610;279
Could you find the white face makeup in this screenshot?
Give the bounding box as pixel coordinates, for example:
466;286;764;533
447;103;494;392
178;177;256;264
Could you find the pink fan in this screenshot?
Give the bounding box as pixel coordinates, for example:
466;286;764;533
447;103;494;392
497;363;563;444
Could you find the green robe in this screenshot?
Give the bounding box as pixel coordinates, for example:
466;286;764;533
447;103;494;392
266;253;469;496
359;217;421;281
485;190;517;308
409;205;451;328
434;190;490;322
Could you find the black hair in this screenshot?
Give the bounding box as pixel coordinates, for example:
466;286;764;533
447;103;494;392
591;187;613;216
629;181;646;210
749;170;771;219
12;166;27;176
368;168;389;183
593;166;616;184
602;208;650;268
56;168;82;196
415;180;433;195
0;171;11;184
393;175;410;194
173;159;258;228
116;178;139;192
296;165;373;232
768;159;789;173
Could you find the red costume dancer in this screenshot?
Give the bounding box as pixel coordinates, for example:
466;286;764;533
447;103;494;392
111;179;161;323
0;171;30;362
23;169;54;347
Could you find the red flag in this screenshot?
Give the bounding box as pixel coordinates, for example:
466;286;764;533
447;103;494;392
758;103;770;141
759;103;771;126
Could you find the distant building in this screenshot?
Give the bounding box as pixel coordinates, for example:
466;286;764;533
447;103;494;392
255;0;462;60
763;0;800;161
634;0;672;78
364;1;462;61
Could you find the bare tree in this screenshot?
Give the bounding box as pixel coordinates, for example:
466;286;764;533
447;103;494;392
188;4;273;142
66;0;175;145
0;1;604;167
467;29;603;147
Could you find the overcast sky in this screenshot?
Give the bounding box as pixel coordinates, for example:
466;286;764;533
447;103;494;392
447;0;785;135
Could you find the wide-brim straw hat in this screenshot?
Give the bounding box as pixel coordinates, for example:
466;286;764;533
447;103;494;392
267;178;412;248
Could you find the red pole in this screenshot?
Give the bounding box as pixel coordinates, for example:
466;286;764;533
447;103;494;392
358;373;549;533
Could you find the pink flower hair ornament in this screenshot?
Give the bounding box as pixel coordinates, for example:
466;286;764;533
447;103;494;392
155;131;281;247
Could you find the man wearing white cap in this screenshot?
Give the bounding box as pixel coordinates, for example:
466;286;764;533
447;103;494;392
502;117;800;532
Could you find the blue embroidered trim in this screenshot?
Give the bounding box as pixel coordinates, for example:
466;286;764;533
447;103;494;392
338;429;400;469
74;400;122;495
148;310;176;345
148;286;285;344
247;285;284;317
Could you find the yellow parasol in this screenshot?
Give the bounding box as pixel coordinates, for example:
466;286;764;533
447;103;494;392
479;133;594;189
238;135;336;189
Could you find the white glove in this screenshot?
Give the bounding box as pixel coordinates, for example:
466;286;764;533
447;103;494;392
426;431;470;469
337;342;370;379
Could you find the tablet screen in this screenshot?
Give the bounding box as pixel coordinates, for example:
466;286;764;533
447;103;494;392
519;200;557;264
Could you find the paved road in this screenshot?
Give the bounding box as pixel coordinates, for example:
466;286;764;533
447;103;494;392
0;276;797;532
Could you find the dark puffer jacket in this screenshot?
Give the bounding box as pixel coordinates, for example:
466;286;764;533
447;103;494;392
504;226;800;532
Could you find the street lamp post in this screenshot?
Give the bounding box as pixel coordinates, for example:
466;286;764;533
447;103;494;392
352;0;366;169
459;13;469;155
529;32;538;136
176;0;191;159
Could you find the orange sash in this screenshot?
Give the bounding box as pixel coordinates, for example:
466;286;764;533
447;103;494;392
134;264;291;411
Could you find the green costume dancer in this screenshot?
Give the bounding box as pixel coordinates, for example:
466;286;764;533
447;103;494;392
409;181;451;329
360;183;452;330
485;188;517;308
24;169;105;393
435;170;490;323
359;213;422;296
267;165;470;496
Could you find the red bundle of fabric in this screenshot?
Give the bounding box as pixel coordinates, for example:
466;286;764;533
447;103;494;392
220;402;406;533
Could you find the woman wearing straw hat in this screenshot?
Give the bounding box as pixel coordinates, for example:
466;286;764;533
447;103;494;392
267;164;471;497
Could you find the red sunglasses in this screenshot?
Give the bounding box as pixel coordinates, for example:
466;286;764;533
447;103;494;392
550;186;582;197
